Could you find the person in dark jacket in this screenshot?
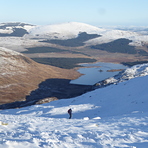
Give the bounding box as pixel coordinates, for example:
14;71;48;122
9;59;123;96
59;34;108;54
68;108;72;119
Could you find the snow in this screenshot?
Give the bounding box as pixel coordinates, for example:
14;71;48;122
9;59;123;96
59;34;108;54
0;22;147;52
105;63;148;84
85;29;145;46
0;47;24;69
0;22;148;147
27;22;148;47
0;29;13;34
0;23;34;35
0;47;27;76
0;36;40;52
28;22;106;39
0;47;22;56
0;64;148;148
122;64;148;78
15;25;35;32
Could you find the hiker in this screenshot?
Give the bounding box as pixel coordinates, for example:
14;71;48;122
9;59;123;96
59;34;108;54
68;108;72;119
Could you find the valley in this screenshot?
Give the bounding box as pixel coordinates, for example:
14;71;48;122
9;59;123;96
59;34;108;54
0;22;148;107
1;22;148;66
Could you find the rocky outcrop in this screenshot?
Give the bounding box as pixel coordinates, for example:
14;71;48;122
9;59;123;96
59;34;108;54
35;97;58;105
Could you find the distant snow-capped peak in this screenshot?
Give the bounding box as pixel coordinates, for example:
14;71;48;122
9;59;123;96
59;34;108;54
28;22;106;39
0;22;147;47
27;22;147;47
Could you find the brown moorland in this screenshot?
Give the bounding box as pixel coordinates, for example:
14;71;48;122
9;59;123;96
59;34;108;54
0;48;80;104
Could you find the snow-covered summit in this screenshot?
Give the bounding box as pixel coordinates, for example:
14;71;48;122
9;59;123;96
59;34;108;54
0;21;147;48
28;22;106;39
27;22;148;47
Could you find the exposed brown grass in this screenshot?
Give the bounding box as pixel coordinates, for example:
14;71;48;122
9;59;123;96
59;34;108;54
0;55;80;104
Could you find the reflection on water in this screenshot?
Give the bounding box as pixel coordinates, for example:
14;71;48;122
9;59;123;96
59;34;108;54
70;62;127;85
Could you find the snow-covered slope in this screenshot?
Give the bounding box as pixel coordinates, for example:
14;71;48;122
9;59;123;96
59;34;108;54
104;63;148;85
85;29;148;47
0;64;148;148
0;47;32;77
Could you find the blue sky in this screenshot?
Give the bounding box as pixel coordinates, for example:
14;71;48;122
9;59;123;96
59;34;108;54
0;0;148;26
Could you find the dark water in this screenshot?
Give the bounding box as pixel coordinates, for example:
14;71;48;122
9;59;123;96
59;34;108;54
70;62;127;85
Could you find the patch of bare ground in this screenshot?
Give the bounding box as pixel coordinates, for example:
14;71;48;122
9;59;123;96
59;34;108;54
107;69;124;72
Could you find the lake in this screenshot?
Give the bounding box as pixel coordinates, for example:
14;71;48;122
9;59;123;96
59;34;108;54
70;62;127;85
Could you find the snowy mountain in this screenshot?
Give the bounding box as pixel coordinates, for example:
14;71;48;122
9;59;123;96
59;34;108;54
0;22;147;48
27;22;148;48
27;22;106;40
0;63;148;148
0;22;147;56
0;47;80;104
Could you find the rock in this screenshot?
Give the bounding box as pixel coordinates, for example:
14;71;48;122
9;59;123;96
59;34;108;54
35;97;58;105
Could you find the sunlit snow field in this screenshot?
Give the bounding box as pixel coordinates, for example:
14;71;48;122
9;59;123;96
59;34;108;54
0;64;148;148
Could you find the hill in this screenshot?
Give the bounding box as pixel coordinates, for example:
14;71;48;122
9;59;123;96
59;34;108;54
0;47;80;104
27;22;105;40
0;22;148;64
0;63;148;147
27;22;148;48
26;22;148;64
